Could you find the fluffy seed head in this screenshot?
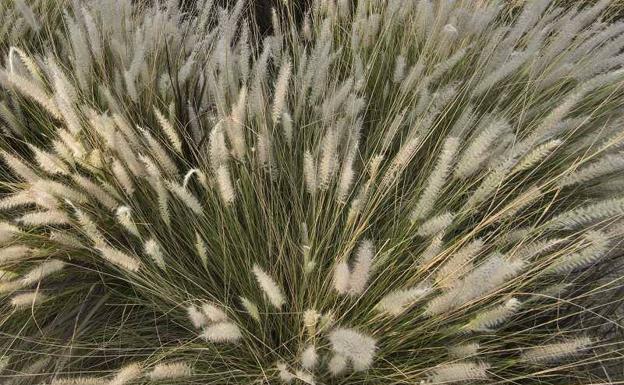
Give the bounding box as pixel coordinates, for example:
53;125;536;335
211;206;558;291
333;261;351;294
426;362;490;383
201;303;229;322
328;327;377;372
144;239;165;269
376;286;432;316
520;337;593;364
11;291;45;308
252;264;286;309
348;240;375;295
240;296;261;322
216;165;236;205
301;345;318;370
109;363;142;385
147;362;192;380
200;322;242;343
20;259;65;286
328;354;348;376
187;305;208;329
96;245;141;272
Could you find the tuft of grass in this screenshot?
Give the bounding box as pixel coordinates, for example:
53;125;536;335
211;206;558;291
0;0;623;384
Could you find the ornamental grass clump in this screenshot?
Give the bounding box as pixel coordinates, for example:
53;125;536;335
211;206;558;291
1;0;624;384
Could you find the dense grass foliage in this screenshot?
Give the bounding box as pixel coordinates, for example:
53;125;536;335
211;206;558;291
0;0;624;384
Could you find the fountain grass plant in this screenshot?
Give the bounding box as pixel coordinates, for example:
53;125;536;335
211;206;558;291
0;0;624;384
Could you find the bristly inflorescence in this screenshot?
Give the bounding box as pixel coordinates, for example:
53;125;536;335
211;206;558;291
0;0;623;384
